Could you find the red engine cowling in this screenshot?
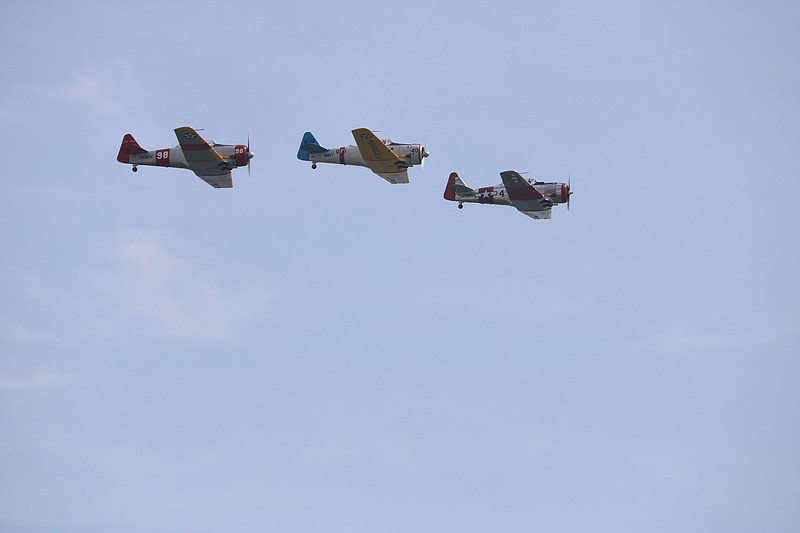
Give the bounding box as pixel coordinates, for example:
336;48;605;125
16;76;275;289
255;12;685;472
560;183;570;203
234;145;249;167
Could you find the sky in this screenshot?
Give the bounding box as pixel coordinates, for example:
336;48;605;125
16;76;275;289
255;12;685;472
1;1;799;532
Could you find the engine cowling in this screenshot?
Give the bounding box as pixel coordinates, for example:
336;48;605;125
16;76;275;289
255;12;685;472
234;145;249;167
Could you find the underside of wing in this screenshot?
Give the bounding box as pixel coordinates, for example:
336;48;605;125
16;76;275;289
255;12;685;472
374;169;409;184
352;128;409;179
518;208;552;220
175;126;232;188
197;172;233;189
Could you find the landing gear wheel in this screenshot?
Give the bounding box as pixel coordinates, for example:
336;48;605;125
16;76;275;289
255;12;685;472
311;163;317;169
132;166;138;172
458;203;463;209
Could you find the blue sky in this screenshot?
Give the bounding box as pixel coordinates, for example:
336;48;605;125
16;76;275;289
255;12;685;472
1;1;799;532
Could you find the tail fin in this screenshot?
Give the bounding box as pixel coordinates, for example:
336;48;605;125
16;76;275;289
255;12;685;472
444;172;473;201
117;133;147;163
297;131;328;161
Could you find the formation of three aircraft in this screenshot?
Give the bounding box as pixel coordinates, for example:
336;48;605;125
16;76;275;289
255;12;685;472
117;126;572;220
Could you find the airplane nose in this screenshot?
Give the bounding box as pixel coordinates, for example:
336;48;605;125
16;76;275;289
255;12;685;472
248;151;254;159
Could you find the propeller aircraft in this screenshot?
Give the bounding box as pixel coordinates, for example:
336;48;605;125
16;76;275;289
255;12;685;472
297;128;429;184
444;170;572;219
117;126;253;188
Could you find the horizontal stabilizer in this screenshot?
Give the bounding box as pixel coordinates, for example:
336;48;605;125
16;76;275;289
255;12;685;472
444;172;474;200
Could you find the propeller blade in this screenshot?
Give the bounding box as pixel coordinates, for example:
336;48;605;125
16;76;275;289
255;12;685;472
567;174;571;210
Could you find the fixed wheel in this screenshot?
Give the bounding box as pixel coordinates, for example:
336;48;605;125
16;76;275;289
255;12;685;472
132;166;138;172
311;163;317;169
458;203;463;209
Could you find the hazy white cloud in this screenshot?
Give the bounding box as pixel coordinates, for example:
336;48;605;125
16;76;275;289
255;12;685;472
627;319;793;358
35;60;142;120
1;229;272;346
0;369;66;391
39;73;122;116
0;323;51;344
0;63;142;133
655;329;736;354
93;230;270;342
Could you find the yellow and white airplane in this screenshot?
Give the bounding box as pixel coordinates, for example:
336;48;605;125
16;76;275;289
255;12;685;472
117;126;253;188
297;128;429;184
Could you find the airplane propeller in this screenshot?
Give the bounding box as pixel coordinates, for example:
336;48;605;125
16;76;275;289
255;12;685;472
567;174;572;210
247;134;252;176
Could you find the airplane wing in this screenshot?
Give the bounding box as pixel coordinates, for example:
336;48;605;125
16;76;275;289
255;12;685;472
351;128;409;184
373;169;409;184
500;170;553;219
518;208;552;220
174;126;233;188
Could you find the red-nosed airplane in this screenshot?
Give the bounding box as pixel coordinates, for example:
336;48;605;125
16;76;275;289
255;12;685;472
297;128;428;184
444;170;572;219
117;126;253;188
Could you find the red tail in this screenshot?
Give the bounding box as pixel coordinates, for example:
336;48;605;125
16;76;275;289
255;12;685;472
443;172;459;201
117;133;147;163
